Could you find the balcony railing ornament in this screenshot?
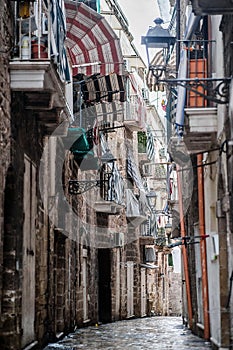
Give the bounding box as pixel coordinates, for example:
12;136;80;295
149;65;231;104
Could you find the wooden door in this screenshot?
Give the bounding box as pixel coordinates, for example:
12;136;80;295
21;156;36;347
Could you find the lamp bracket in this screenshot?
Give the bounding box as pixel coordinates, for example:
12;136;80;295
149;65;231;104
68;179;102;195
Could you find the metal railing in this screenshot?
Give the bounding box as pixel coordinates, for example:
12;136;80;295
12;0;70;82
14;1;51;60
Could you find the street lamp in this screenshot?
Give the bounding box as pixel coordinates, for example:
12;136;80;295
141;18;176;67
141;18;231;104
146;191;157;211
165;221;172;235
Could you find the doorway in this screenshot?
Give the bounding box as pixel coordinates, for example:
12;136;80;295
141;268;147;317
127;261;134;318
98;249;111;323
21;156;36;347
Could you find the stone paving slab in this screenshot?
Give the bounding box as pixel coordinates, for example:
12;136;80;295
44;317;212;350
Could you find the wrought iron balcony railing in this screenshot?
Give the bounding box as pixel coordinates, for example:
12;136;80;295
11;0;69;82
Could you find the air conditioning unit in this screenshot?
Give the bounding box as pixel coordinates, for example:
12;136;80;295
123;59;131;72
113;232;124;247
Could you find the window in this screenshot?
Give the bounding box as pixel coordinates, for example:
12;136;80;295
78;0;98;12
145;246;156;262
168;253;173;267
137;131;147;153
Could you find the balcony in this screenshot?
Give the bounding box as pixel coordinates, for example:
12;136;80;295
184;107;217;152
139;220;155;245
191;0;233;15
183;41;218;152
10;1;71;133
123;95;145;131
94;201;122;214
126;189;148;227
94;165;124;214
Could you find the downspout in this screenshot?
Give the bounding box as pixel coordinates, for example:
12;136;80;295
176;0;180;68
197;154;210;340
177;164;193;328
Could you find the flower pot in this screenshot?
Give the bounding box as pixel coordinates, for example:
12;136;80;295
31;43;47;59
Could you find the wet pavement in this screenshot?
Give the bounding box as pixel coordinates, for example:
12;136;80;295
44;317;212;350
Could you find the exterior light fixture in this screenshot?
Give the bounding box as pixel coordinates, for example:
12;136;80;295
146;191;157;211
141;19;231;104
165;221;172;235
141;18;176;66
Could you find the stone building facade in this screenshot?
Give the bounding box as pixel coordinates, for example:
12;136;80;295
0;1;182;349
162;0;233;348
0;0;15;347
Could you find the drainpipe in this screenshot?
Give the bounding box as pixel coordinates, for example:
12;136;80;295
176;0;181;68
197;154;210;340
177;164;193;328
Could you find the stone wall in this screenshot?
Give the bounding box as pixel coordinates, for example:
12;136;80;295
168;271;182;316
0;1;13;345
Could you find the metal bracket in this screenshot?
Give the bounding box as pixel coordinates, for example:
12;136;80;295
167;234;209;248
149;65;231;104
68;179;101;195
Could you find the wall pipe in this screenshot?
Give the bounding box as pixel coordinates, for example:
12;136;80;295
176;0;181;69
176;164;193;328
197;154;210;340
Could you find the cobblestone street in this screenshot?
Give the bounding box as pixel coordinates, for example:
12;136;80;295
44;317;212;350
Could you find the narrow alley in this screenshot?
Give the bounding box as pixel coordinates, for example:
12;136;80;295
44;317;211;350
1;1;233;350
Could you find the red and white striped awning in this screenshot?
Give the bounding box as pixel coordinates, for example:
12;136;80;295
147;49;176;91
64;1;124;76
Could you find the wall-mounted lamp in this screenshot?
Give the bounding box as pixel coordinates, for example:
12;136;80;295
141;18;176;66
165;221;172;235
146;191;157;211
141;19;231;104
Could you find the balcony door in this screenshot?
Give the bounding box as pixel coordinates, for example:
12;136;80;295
21;156;36;347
